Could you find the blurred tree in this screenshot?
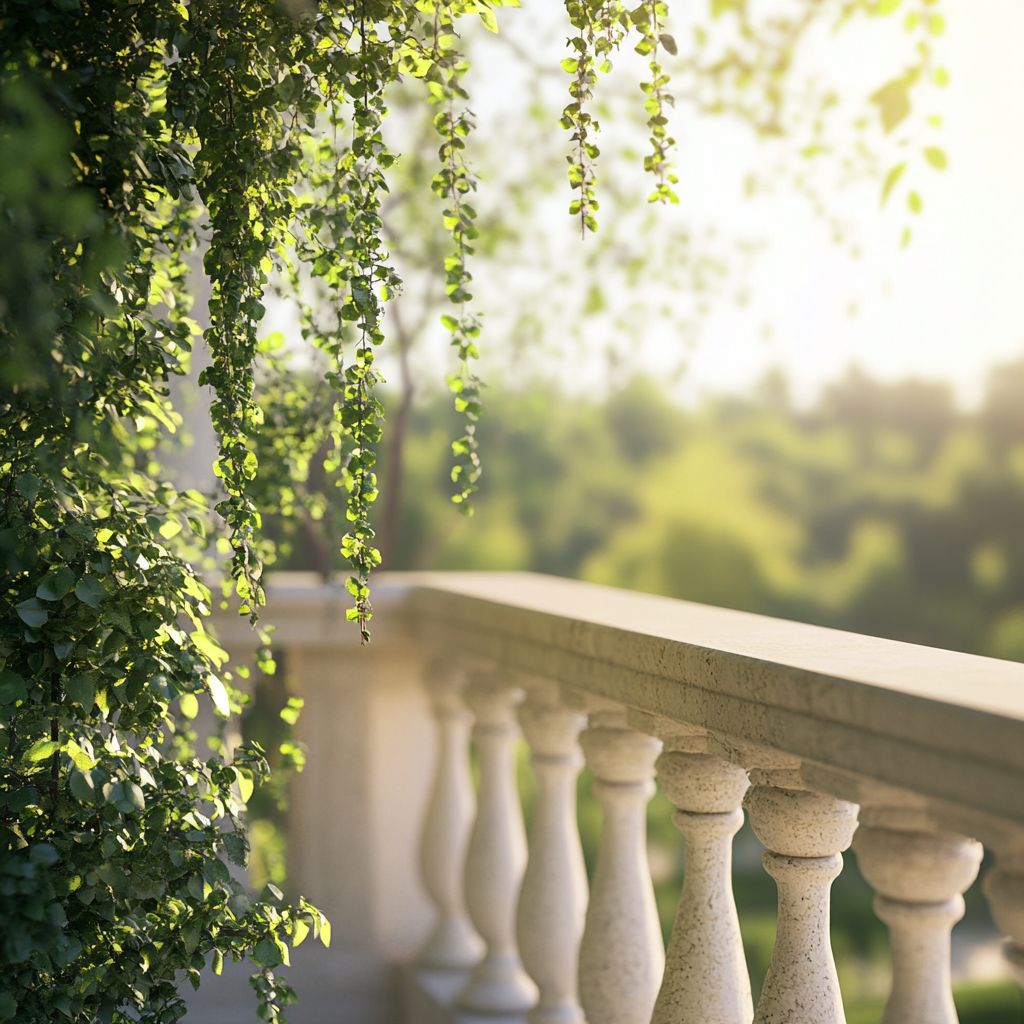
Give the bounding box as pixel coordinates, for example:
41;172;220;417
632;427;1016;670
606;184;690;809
257;362;1024;663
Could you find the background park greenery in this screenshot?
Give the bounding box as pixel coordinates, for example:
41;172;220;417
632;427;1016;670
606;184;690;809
242;355;1024;1021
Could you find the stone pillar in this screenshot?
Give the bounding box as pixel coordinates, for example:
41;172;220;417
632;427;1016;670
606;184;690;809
457;676;537;1013
982;850;1024;991
744;782;859;1024
516;682;589;1024
652;748;752;1024
854;825;982;1024
415;659;484;969
577;710;664;1024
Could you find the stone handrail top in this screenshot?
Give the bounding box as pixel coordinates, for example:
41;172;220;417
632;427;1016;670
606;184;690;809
237;570;1024;829
398;570;1024;722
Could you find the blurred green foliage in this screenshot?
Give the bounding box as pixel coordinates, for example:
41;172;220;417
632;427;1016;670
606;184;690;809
261;359;1024;662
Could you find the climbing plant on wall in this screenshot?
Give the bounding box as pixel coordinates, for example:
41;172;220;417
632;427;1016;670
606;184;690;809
0;0;944;1021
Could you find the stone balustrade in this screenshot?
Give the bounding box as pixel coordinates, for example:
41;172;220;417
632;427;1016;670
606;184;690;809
195;570;1024;1024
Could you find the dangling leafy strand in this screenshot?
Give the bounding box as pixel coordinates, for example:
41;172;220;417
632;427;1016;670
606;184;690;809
633;0;679;204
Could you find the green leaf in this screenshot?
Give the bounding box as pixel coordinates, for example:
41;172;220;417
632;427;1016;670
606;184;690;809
560;58;579;74
70;769;97;805
107;780;145;814
27;739;59;762
75;576;106;608
204;856;231;885
15;475;40;503
875;0;901;13
923;146;947;170
66;674;95;710
235;768;254;804
0;670;27;704
477;5;498;32
880;162;906;206
65;739;96;771
291;916;310;947
158;517;182;539
37;566;75;601
908;190;922;213
224;833;248;868
17;598;48;628
191;628;228;668
186;873;207;901
252;937;283;968
179;693;199;719
658;33;677;56
869;77;912;133
207;676;231;717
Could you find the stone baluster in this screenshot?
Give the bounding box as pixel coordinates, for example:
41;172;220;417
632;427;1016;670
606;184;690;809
854;821;982;1024
577;709;665;1024
744;779;859;1024
633;712;752;1024
982;849;1024;991
416;659;484;969
516;680;589;1024
457;675;538;1013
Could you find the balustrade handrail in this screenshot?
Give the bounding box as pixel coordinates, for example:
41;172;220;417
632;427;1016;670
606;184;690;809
211;569;1024;1024
393;570;1024;830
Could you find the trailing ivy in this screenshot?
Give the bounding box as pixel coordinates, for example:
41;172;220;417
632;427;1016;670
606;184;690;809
0;0;946;1021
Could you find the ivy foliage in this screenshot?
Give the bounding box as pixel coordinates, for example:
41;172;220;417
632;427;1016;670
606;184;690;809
0;0;947;1020
0;0;497;1018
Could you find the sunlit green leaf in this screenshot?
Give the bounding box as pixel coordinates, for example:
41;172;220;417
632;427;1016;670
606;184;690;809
27;739;59;762
880;162;906;205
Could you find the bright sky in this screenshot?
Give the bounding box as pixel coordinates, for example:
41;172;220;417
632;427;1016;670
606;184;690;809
681;0;1024;408
456;0;1024;408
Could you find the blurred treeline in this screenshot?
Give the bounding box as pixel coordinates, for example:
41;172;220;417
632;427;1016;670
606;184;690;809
259;355;1024;664
245;355;1024;1018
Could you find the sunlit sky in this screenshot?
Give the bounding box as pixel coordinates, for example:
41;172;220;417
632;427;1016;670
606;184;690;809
261;1;1024;409
460;0;1024;408
680;0;1024;408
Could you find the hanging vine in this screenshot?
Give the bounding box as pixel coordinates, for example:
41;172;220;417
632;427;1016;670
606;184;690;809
0;0;948;1022
424;3;487;509
633;0;679;204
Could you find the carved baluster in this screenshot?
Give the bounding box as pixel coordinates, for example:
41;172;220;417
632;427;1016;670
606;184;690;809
416;660;484;969
578;710;664;1024
651;744;752;1024
744;781;859;1024
854;824;982;1024
457;676;538;1013
982;850;1024;992
516;682;589;1024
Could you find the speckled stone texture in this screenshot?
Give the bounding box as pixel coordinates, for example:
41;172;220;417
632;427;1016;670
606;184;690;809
416;661;484;970
578;721;664;1024
984;861;1024;989
856;826;982;1024
516;700;589;1024
746;785;859;1024
651;752;752;1024
457;680;538;1014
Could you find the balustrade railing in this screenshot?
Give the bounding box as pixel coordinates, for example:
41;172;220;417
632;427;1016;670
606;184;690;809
200;570;1024;1024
